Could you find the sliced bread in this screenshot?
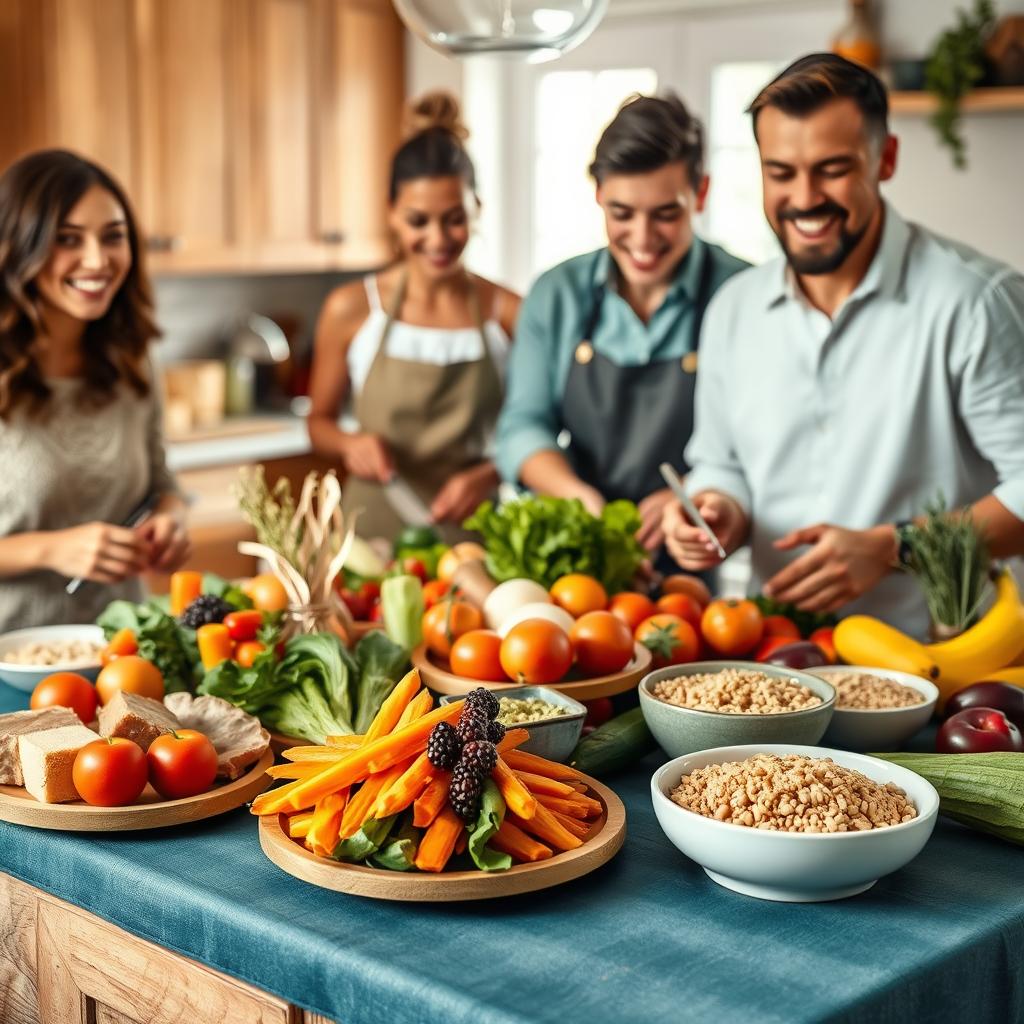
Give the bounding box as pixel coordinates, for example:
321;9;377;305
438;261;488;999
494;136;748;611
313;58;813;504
98;691;181;752
19;724;99;803
0;707;81;786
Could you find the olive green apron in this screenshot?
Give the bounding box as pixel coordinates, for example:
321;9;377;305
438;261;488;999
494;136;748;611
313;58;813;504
343;271;503;544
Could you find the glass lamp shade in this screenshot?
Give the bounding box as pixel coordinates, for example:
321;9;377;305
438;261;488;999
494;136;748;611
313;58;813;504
393;0;609;63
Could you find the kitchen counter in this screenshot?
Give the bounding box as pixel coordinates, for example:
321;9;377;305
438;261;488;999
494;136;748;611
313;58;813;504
165;414;311;473
0;678;1021;1024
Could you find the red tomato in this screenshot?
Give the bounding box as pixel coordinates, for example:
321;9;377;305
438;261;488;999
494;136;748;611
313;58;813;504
635;614;700;668
402;558;429;583
809;627;837;664
422;599;484;659
449;630;508;682
753;635;797;663
661;574;712;608
31;672;98;725
340;588;371;621
550;574;608;618
762;615;801;641
608;592;657;631
655;592;703;631
73;737;148;806
583;698;614;729
223;609;262;643
235;640;266;668
421;579;452;610
369;601;384;623
147;729;219;800
701;599;764;657
101;628;138;666
569;611;634;676
359;580;382;603
499;619;573;684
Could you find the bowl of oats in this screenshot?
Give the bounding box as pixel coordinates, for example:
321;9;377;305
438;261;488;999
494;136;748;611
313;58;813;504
651;743;939;901
0;624;105;693
805;666;939;751
638;662;836;758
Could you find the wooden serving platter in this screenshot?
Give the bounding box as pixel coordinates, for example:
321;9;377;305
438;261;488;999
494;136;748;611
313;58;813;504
412;642;652;701
259;773;626;901
0;749;273;832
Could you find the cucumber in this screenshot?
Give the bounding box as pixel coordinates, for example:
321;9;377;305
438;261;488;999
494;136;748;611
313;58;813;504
569;707;657;778
395;525;441;552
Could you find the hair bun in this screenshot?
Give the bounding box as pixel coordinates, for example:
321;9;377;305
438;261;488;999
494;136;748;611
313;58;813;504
402;91;469;143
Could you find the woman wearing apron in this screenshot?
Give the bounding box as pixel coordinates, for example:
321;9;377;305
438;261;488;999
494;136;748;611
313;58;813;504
307;93;520;543
496;93;748;571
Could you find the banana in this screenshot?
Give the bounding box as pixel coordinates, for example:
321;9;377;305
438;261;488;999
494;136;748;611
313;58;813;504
926;569;1024;694
982;666;1024;690
833;616;940;681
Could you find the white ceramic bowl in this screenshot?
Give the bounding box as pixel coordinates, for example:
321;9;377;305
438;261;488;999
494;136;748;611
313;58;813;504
651;743;938;902
805;666;939;751
0;624;105;693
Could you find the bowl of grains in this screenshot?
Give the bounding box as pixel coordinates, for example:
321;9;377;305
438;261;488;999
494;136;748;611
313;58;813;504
804;666;939;751
651;744;939;901
638;662;836;758
0;624;105;693
440;686;586;762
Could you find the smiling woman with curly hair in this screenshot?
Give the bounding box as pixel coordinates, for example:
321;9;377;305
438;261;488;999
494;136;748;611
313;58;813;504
0;149;190;631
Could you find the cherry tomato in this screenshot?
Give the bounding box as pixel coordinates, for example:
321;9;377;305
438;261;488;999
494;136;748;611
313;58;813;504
95;656;164;705
449;629;508;682
31;672;98;724
421;579;452;610
550;574;608;618
608;592;657;631
753;635;797;663
655;592;703;631
359;579;382;603
73;737;148;806
402;558;429;583
369;601;384;623
235;640;266;668
570;611;634;676
147;729;219;800
661;574;712;608
701;599;764;657
101;627;138;666
340;588;371;621
422;599;484;659
635;614;700;668
583;697;614;729
762;615;801;641
499;619;573;684
809;627;837;664
223;609;262;643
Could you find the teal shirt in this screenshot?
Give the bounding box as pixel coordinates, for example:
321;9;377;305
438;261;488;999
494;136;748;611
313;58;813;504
496;235;748;484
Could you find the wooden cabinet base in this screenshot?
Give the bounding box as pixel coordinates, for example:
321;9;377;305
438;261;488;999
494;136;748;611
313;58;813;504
0;874;335;1024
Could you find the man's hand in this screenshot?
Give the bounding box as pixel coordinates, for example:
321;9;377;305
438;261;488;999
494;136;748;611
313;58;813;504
763;523;896;612
663;491;747;571
636;487;675;552
341;432;394;482
430;463;499;525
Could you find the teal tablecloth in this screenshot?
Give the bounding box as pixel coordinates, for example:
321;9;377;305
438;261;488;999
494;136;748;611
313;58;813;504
1;683;1022;1024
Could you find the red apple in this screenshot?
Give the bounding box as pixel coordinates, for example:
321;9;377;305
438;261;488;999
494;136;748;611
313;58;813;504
936;706;1024;754
945;682;1024;731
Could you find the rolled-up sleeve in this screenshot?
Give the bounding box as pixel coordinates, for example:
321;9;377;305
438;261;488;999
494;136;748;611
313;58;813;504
495;276;565;484
958;270;1024;519
683;293;753;514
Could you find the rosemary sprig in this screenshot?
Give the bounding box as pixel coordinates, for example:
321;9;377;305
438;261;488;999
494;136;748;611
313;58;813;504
234;465;302;565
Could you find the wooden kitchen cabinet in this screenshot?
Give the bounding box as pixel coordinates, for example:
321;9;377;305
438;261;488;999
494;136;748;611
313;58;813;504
0;874;336;1024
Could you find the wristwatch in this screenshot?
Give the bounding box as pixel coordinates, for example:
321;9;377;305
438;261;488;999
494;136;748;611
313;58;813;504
893;519;915;569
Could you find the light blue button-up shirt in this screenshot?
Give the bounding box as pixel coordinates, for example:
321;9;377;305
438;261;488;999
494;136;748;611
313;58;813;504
685;203;1024;638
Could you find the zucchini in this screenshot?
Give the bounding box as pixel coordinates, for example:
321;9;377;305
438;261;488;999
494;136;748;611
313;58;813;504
874;751;1024;845
569;707;657;778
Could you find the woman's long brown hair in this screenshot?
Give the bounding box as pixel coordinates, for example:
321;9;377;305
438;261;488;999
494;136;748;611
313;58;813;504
0;149;160;418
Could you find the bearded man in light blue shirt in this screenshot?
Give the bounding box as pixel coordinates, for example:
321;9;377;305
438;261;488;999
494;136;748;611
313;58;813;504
664;53;1024;638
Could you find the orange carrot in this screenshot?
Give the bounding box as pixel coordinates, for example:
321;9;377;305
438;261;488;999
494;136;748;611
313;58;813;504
495;728;530;753
537;792;602;818
267;762;324;780
493;757;538;820
503;749;581;781
414;805;464;872
454;830;468;856
283;742;360;762
307;790;348;857
491;820;553;862
551;810;590;839
395;688;433;729
364;668;422;742
374;752;434;819
339;759;412;839
251;776;310;816
413;772;451;828
508;801;582;851
287;811;314;838
513;770;577;798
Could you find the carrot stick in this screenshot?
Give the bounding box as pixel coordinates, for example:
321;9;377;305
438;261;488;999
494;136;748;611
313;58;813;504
502;749;581;781
551;810;591;839
273;700;464;814
491;820;553;862
496;728;530;753
364;668;422;742
569;782;588;793
493;757;538;820
287;811;314;838
283;743;359;762
414;805;464;872
513;770;577;798
395;688;433;729
413;772;451;828
267;762;324;780
325;734;364;747
374;752;434;819
454;829;468;856
339;760;411;839
251;776;310;816
508;801;582;851
536;794;598;819
307;790;348;858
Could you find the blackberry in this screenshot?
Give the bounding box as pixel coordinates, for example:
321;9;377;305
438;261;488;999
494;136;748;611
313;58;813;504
448;762;483;821
486;719;506;745
456;711;487;745
179;594;233;628
460;740;497;776
426;722;461;770
464;687;499;721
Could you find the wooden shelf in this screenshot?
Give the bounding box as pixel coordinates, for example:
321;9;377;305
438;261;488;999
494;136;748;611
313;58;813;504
890;87;1024;115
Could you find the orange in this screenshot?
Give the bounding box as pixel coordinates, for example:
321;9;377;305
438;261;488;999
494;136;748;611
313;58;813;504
95;655;165;705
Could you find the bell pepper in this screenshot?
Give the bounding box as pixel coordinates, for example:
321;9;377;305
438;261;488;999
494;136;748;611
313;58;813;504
223;609;263;643
197;623;233;670
170;571;203;616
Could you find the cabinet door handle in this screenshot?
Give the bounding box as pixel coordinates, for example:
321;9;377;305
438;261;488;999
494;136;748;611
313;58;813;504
320;230;345;245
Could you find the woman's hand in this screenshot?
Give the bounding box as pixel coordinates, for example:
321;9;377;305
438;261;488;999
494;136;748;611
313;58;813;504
636;487;675;551
137;513;192;572
431;463;500;524
46;522;151;583
341;432;395;482
663;491;748;571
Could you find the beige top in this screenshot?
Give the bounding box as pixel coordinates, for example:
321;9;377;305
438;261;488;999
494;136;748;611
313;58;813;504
0;371;178;632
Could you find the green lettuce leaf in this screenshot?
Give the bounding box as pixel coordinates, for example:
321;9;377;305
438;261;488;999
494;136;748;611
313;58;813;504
468;779;512;872
334;815;396;862
97;600;198;693
369;814;420;871
352;631;409;734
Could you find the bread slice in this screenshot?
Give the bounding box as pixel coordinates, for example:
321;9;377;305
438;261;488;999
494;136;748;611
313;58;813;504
98;691;180;752
18;724;100;803
0;707;81;786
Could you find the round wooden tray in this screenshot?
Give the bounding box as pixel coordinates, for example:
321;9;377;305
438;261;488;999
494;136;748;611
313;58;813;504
259;773;626;901
412;642;652;701
0;749;273;831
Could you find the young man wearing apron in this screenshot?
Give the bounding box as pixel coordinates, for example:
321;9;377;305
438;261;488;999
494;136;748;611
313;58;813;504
496;93;747;571
307;92;520;543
